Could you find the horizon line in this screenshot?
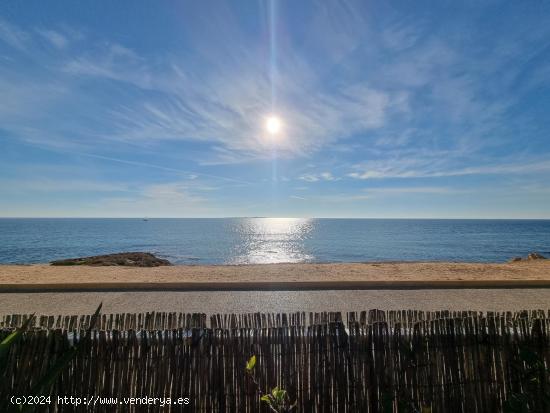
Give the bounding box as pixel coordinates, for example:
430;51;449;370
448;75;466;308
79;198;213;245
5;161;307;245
1;216;550;220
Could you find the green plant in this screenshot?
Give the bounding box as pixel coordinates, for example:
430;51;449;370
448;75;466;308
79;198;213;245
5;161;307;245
245;355;297;413
0;314;35;366
28;304;102;399
1;304;102;412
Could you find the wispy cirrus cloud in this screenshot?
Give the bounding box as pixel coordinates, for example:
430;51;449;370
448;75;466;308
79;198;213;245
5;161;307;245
1;1;550;218
95;181;221;218
61;53;407;161
348;158;550;180
299;172;339;182
0;18;28;51
0;5;411;163
2;2;549;168
0;178;130;193
303;185;466;203
36;29;68;49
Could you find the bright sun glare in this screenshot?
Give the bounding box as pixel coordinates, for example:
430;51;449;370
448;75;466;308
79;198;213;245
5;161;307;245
265;115;282;135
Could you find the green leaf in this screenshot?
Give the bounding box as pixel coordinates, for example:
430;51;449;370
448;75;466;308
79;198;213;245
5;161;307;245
246;355;256;371
23;303;102;408
0;314;35;364
260;395;272;404
274;389;286;403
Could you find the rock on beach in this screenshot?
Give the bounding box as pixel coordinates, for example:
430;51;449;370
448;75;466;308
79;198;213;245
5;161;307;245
50;252;172;267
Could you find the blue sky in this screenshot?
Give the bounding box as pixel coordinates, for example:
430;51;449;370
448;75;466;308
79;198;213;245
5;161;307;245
1;0;550;218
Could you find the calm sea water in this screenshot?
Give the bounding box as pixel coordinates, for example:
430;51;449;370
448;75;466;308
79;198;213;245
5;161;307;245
0;218;549;264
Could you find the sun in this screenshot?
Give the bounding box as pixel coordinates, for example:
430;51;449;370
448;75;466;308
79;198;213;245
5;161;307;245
265;115;282;135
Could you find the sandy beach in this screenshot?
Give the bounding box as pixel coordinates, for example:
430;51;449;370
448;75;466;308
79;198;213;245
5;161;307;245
1;261;549;314
1;260;549;291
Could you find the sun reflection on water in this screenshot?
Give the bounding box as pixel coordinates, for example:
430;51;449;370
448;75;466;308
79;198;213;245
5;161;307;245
230;218;314;264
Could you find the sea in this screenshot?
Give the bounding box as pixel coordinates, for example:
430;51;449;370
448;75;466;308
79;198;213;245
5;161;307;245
0;218;549;265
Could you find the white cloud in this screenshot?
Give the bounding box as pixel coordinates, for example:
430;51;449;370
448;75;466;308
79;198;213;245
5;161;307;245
348;158;550;180
90;65;407;163
0;19;28;50
309;193;372;203
70;153;254;185
2;4;550;175
36;29;68;49
93;181;215;217
27;9;407;164
364;186;464;195
320;172;337;181
299;172;339;182
140;182;205;203
0;9;494;168
299;174;319;182
0;178;130;193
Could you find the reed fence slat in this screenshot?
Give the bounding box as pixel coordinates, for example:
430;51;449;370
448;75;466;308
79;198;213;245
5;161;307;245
1;310;549;412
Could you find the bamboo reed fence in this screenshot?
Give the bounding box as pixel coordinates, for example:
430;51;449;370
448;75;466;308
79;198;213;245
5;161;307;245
1;310;549;412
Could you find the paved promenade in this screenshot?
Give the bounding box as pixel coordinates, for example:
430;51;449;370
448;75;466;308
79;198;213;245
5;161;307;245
1;289;548;315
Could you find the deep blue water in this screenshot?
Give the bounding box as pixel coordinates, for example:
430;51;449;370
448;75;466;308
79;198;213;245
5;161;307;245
0;218;549;264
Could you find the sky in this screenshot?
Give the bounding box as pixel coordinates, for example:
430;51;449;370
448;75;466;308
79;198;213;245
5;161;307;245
1;0;550;218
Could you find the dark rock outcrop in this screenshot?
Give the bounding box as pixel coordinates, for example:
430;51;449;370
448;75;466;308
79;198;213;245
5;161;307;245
509;252;546;263
51;252;172;267
527;252;546;260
